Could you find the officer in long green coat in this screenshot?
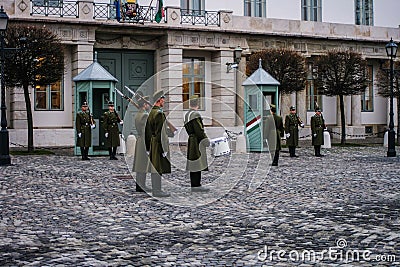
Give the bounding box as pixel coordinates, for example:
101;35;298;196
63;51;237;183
76;101;95;160
133;96;152;192
184;95;210;192
102;101;123;160
284;106;304;157
311;107;326;157
269;105;284;166
145;90;172;197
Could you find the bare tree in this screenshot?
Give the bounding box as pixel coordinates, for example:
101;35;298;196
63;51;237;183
315;50;367;145
376;61;400;144
247;48;307;94
4;25;64;152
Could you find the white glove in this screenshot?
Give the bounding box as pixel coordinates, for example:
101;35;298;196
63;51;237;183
313;134;317;138
286;133;290;138
91;124;96;129
300;123;305;128
120;120;124;125
105;133;109;138
78;133;82;138
146;151;150;156
173;130;178;136
324;128;328;131
162;152;168;158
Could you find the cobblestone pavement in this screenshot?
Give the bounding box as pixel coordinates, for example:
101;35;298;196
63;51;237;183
1;145;399;266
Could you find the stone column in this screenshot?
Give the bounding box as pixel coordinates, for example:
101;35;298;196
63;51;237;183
10;86;27;129
296;90;307;124
211;50;235;127
351;95;361;126
236;56;246;125
165;6;181;26
158;47;183;128
78;0;95;21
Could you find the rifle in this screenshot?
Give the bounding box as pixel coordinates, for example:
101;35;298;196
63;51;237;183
87;106;96;128
114;87;140;109
124;86;178;133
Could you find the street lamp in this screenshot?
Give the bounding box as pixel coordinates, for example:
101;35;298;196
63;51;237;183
0;6;10;165
226;46;243;72
385;37;398;157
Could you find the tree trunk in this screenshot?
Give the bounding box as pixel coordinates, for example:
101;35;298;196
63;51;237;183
397;96;400;145
23;84;34;152
339;95;346;145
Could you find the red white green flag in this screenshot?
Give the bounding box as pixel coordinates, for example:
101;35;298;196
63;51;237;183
155;0;164;23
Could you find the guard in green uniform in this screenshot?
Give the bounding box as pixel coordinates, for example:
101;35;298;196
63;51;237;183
76;101;95;160
311;107;326;157
145;90;171;198
284;106;304;157
133;96;152;192
270;105;284;166
184;96;210;192
102;101;123;160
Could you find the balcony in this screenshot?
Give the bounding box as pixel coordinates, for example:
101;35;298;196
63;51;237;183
29;0;221;26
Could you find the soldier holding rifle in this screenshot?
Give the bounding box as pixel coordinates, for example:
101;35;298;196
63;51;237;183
284;106;304;157
102;101;123;160
76;101;96;160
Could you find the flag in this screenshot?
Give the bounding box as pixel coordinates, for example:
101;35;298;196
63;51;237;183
154;0;164;23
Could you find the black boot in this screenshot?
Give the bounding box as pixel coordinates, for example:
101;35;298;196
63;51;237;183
136;172;151;192
151;173;170;197
112;147;118;160
272;150;279;166
80;147;85;160
316;146;324;157
108;148;113;160
190;172;209;192
84;147;90;160
314;146;319;156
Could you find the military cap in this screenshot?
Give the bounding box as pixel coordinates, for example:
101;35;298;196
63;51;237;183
290;106;296;111
315;107;321;112
108;101;114;106
81;101;88;107
152;90;165;102
270;104;276;112
189;95;199;107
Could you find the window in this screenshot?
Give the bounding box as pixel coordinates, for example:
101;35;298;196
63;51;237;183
361;65;373;111
306;63;322;111
301;0;322;22
355;0;374;26
248;94;258;111
35;80;63;110
244;0;266;17
182;58;205;110
181;0;204;15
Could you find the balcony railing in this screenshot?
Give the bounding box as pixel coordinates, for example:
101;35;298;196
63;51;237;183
180;9;220;26
31;0;79;17
94;3;158;23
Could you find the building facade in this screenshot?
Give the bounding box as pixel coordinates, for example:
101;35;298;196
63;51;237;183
3;0;400;147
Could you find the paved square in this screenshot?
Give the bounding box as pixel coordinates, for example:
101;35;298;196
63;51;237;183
0;145;399;266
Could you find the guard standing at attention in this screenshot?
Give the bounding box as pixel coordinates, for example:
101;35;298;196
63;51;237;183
133;96;152;192
269;104;284;166
76;101;95;160
145;90;171;197
311;107;326;157
184;95;210;192
102;101;123;160
284;106;304;157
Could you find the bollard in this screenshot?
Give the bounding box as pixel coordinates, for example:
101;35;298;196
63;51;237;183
321;131;331;149
125;135;137;157
383;131;388;147
235;134;247;153
117;134;126;154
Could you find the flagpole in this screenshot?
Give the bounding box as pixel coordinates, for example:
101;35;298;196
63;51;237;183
143;0;155;21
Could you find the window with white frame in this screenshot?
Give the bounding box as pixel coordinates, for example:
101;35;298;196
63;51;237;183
361;65;373;111
301;0;322;22
355;0;374;26
182;58;205;110
244;0;266;17
34;80;63;110
181;0;205;15
306;63;322;111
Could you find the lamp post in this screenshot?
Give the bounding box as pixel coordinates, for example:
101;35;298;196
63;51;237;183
385;37;398;157
0;6;10;166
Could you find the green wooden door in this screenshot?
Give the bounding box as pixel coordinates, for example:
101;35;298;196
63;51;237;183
96;50;154;137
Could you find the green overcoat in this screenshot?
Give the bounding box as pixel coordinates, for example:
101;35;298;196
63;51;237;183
76;111;92;147
133;109;151;173
145;106;171;174
311;114;325;146
285;114;302;147
184;109;209;172
102;111;121;148
273;114;284;151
